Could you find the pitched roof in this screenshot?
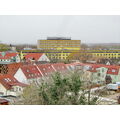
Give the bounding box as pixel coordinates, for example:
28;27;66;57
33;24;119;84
7;63;23;75
52;63;67;72
0;99;9;104
37;64;55;76
107;67;119;75
24;53;44;61
0;75;27;90
20;65;42;79
78;63;120;74
0;52;18;59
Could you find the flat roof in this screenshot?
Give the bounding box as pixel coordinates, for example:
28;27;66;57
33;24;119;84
47;37;71;40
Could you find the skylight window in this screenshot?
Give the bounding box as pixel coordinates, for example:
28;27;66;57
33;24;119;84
27;69;30;72
4;78;8;82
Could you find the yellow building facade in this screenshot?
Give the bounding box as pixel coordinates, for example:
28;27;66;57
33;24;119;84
67;50;120;60
92;52;120;59
37;37;81;60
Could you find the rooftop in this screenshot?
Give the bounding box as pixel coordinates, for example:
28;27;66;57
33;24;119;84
47;37;71;40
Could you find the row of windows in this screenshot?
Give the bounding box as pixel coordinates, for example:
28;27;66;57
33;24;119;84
40;43;80;45
0;59;10;62
47;53;69;56
40;41;80;44
93;54;119;56
11;87;22;92
40;46;80;48
40;48;80;50
49;57;67;59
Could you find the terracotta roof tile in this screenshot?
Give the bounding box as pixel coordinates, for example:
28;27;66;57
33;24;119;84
37;64;55;76
0;75;27;90
52;63;67;72
0;52;18;59
107;67;119;75
25;53;43;61
20;65;42;79
7;63;22;75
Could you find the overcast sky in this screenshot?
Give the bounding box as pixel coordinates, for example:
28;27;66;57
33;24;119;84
0;15;120;45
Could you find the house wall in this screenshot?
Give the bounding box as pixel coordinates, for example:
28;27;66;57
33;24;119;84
16;55;21;63
38;54;50;62
14;68;28;84
107;74;120;83
0;84;7;95
0;84;20;96
11;86;24;96
96;67;108;82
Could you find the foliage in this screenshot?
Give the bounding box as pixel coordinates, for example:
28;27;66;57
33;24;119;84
20;72;99;105
38;72;99;105
21;83;40;105
0;44;10;51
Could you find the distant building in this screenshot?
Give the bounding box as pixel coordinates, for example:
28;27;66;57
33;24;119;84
23;47;32;50
37;37;81;60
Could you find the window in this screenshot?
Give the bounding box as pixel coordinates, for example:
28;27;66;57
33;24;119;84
27;69;29;72
112;69;116;72
98;73;101;77
19;88;22;91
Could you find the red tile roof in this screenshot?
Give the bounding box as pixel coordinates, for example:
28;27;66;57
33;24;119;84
0;99;9;104
24;53;44;61
0;52;18;59
20;65;42;79
107;67;119;75
66;63;120;73
0;75;27;90
52;63;67;72
77;63;120;74
7;63;22;75
37;64;55;76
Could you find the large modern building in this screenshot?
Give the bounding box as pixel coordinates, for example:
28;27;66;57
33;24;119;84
37;37;81;50
37;37;81;60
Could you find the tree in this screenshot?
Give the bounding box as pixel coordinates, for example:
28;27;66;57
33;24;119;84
20;83;40;105
19;72;99;105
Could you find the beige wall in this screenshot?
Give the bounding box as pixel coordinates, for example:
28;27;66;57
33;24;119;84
0;83;7;95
